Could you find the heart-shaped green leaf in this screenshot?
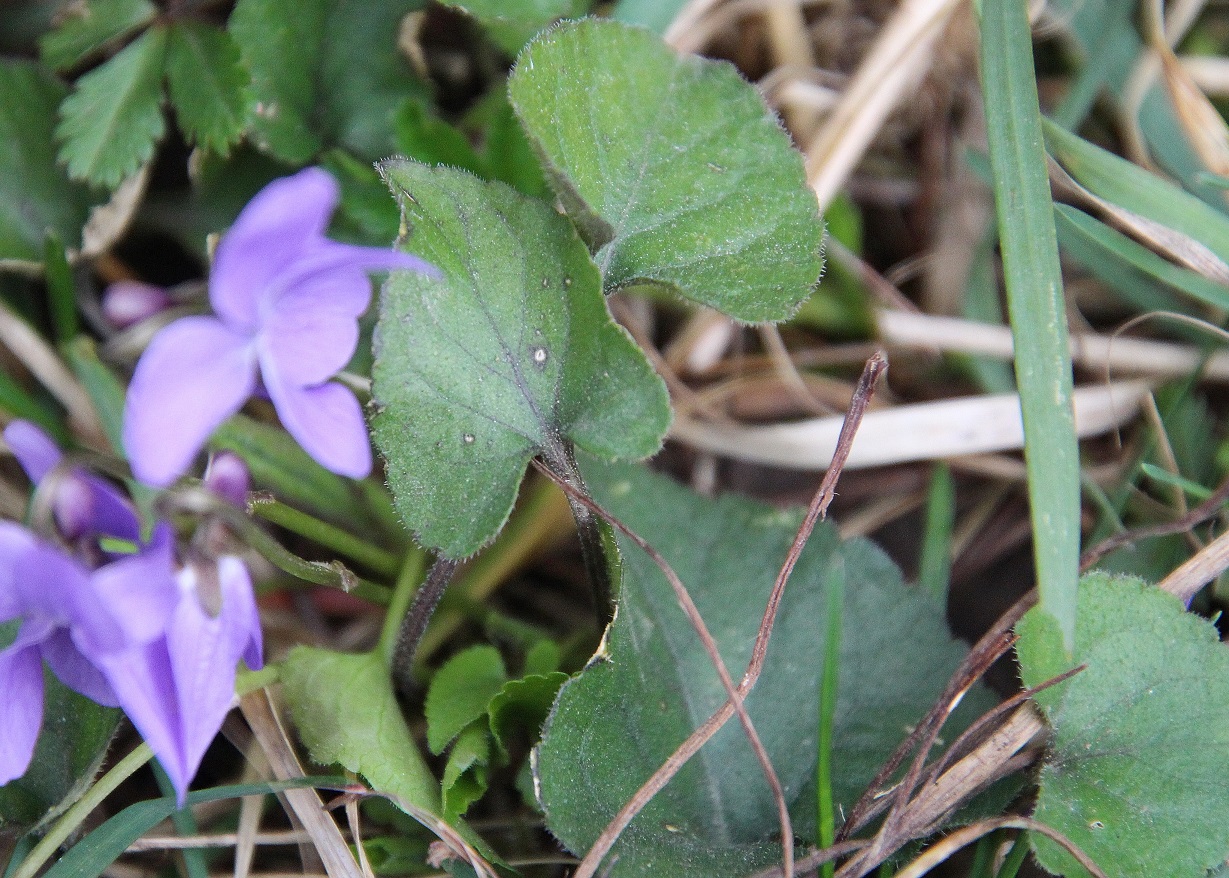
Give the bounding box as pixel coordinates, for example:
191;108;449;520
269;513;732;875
534;460;992;876
1017;573;1229;878
508;19;824;322
373;161;670;558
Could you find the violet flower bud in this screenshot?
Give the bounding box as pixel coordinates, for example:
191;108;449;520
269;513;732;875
101;281;172;330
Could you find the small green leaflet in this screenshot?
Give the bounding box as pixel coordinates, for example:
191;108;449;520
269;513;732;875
1017;573;1229;878
164;23;252;155
38;0;157;71
509;19;824;322
373;161;670;558
55;26;167;188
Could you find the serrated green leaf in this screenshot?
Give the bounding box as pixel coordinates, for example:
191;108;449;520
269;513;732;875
509;19;823;322
38;0;156;71
373;161;671;557
230;0;428;163
425;646;508;755
281;647;440;815
0;60;103;262
0;670;119;830
534;460;992;876
441;724;491;821
164;22;251;154
56;26;167;188
488;671;567;759
1017;574;1229;878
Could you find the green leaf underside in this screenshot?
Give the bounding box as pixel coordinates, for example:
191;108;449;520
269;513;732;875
56;26;167;188
1017;574;1229;878
439;0;583;55
281;647;440;815
425;646;508;755
0;61;102;261
164;23;251;154
534;460;991;877
39;0;157;71
508;19;823;322
373;161;670;558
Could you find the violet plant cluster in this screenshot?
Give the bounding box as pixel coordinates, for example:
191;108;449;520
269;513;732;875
1;168;433;802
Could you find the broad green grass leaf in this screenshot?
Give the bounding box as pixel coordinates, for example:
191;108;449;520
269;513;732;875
980;0;1079;650
438;0;585;55
534;460;992;876
0;672;118;830
282;647;440;815
1054;205;1229;314
425;646;508;755
1045;119;1229;267
0;60;102;262
1017;574;1229;878
508;19;824;322
373;161;670;558
164;22;251;155
41;779;343;878
230;0;428;163
38;0;156;71
55;26;167;188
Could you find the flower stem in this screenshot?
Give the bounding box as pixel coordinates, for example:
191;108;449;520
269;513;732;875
378;547;429;667
390;555;459;689
249;497;401;578
11;743;153;878
414;474;571;663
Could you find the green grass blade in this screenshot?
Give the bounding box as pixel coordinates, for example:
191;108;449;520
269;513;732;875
816;557;844;878
918;463;955;602
979;0;1079;650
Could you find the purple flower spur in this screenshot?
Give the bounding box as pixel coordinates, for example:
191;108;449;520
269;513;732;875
123;167;435;486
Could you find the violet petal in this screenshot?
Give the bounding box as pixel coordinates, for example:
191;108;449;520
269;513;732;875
41;629;118;706
89;528;179;646
4;420;62;483
261;371;372;479
210;169;340;326
0;643;45;785
258;294;362;386
203;452;250;507
123;316;259;487
94;636;189;801
165;575;243;802
0;522;35;622
218;556;263;670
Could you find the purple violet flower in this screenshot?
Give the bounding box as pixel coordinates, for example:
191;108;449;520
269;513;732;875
0;524;179;785
4;420;140;544
122;167;435;487
2;423;264;802
90;555;263;803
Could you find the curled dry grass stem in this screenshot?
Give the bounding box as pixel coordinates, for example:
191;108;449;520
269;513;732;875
891;817;1107;878
544;352;886;878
